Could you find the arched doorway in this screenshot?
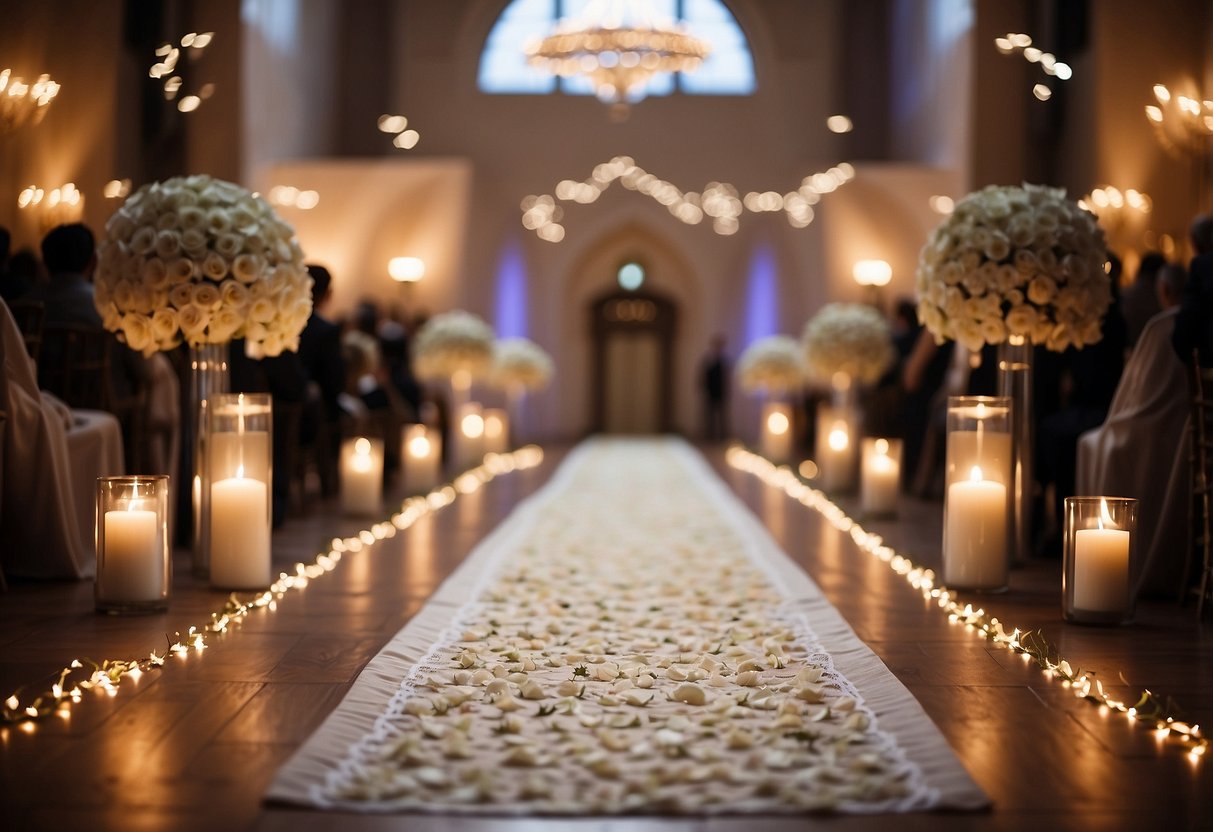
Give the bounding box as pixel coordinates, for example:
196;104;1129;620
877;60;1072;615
590;289;677;434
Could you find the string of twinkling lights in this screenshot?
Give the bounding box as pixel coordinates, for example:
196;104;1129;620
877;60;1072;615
727;445;1207;763
1;447;543;729
521;155;855;242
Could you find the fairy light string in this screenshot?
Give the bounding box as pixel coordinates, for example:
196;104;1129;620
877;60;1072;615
726;445;1207;763
1;447;544;728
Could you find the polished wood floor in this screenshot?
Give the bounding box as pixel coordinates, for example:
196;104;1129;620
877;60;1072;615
1;443;1210;831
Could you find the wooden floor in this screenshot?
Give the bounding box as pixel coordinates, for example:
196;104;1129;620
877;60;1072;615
1;443;1210;831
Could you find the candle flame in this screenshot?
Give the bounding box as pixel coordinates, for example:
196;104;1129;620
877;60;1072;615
975;403;986;418
409;435;431;457
236;465;244;479
766;411;789;436
1098;497;1115;530
969;465;983;482
828;424;849;451
355;437;371;456
874;438;889;455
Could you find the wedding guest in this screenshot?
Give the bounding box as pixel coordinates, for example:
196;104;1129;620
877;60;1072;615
1121;252;1165;348
1036;269;1128;555
1172;215;1213;367
23;224;150;429
297;265;346;482
1077;304;1188;598
699;334;729;442
1157;263;1187;311
4;248;43;301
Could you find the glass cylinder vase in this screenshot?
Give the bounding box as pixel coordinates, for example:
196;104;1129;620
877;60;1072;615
861;437;901;516
340;436;384;516
815;405;857;493
189;342;230;577
207;393;273;590
998;335;1034;566
1063;497;1137;625
943;396;1012;591
760;400;794;464
96;475;171;613
402;423;442;494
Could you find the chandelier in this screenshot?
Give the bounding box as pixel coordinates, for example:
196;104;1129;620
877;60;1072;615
526;0;709;108
0;68;59;134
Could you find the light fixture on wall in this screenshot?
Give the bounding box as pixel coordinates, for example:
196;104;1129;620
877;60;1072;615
525;0;709;109
852;260;892;287
0;68;59;134
17;182;83;232
389;257;426;284
853;259;891;309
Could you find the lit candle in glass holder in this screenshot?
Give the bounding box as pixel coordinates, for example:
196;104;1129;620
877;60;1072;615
483;408;509;454
341;437;384;516
943;396;1012;591
96;475;170;613
402;424;441;494
457;402;486;470
861;437;901;515
815;406;856;493
760;401;793;464
1064;497;1136;625
208;393;272;590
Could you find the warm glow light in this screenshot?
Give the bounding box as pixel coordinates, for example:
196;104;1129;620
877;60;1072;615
798;460;818;479
388;256;425;283
394;129;420;149
408;435;431;457
828;423;849;452
462;413;485;439
852;259;892;287
1032;83;1052;101
354;437;372;456
874;438;889;456
485;413;505;439
969;465;983;483
929;195;954;215
766;411;789;436
378;114;408;133
826;114;853;133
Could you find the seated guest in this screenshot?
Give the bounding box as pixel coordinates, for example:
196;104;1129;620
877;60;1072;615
23;224;150;465
1121;251;1166;348
298;266;346;494
1077;306;1189;598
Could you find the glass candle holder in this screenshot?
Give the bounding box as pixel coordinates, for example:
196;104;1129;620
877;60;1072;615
815;405;857;493
860;437;902;516
760;401;794;464
482;408;510;455
208;393;273;590
341;436;384;516
402;423;441;494
943;396;1012;591
456;402;486;471
96;475;170;613
1063;497;1137;625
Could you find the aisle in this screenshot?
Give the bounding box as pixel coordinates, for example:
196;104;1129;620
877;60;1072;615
270;438;985;815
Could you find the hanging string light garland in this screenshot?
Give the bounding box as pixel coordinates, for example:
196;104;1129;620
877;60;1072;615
1;448;544;729
521;155;855;242
726;446;1208;764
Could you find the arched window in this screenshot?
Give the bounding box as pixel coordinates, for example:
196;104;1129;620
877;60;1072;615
477;0;756;97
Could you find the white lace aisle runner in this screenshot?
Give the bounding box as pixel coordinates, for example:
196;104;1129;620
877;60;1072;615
268;438;988;814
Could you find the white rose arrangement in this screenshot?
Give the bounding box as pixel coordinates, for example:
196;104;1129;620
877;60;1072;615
94;174;312;358
801;302;895;385
735;335;805;394
412;310;496;382
915;183;1110;352
489;337;554;391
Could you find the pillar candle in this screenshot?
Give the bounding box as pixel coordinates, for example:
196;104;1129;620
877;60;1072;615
483;408;509;454
1073;527;1130;612
341;437;383;516
100;508;162;601
861;439;899;515
457;403;486;470
819;419;854;492
403;426;441;494
760;402;793;464
210;471;271;589
944;466;1008;589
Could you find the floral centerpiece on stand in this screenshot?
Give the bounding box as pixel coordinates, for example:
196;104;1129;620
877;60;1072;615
489;337;554;393
94;174;312;359
412;310;496;384
735;335;805;394
914;183;1110;352
801;302;895;389
915;182;1110;565
94;173;311;578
